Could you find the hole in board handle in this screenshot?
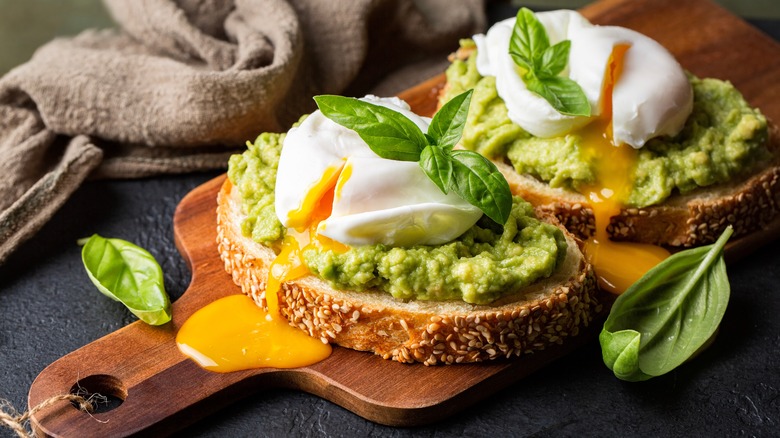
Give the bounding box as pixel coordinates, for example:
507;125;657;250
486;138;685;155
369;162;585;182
69;374;127;413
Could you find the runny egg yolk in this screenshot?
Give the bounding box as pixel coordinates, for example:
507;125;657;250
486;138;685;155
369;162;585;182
176;165;353;372
266;162;350;313
578;44;670;294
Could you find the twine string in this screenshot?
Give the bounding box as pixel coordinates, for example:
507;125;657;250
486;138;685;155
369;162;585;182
0;393;102;438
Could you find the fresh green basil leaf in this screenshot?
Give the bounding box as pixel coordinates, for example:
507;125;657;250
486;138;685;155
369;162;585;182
509;53;532;72
81;234;172;326
315;92;513;224
449;150;512;224
525;74;592;117
509;8;549;72
314;95;427;162
428;90;473;150
538;40;571;78
599;329;652;382
419;145;453;194
508;8;591;117
600;226;733;381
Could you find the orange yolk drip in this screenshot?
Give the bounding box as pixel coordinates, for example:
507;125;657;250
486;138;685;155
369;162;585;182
285;163;344;231
579;44;671;294
177;164;353;372
266;163;349;316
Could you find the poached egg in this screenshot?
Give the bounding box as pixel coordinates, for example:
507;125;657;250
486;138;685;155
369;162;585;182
275;95;483;247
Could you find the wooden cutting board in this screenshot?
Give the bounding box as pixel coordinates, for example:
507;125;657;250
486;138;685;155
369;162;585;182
28;0;780;436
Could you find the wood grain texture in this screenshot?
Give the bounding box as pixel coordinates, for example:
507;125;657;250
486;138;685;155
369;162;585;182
27;0;780;436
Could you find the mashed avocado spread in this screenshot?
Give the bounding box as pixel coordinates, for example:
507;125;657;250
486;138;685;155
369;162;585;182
442;40;770;208
227;131;567;305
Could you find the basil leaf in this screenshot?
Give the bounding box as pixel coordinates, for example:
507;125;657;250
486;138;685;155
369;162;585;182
419;145;453;194
600;329;651;381
313;91;514;224
314;95;427;162
599;226;733;381
428;89;473;150
81;234;172;326
509;8;549;71
538;40;571;78
508;8;591;117
525;74;592;117
449;150;512;224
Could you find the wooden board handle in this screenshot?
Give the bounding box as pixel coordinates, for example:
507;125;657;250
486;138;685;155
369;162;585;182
28;322;259;436
27;319;377;436
27;176;275;436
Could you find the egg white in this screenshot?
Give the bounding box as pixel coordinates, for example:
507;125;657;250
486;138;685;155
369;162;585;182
568;24;693;148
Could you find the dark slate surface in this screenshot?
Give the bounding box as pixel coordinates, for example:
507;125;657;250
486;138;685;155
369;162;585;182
2;6;780;438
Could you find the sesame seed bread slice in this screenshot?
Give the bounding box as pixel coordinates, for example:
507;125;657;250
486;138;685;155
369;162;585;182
442;46;780;247
495;139;780;247
216;178;601;365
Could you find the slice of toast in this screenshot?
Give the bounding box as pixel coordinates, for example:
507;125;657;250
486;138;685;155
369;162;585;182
441;47;780;247
217;178;601;365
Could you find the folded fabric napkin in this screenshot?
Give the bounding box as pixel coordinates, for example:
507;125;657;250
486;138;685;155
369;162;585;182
0;0;485;265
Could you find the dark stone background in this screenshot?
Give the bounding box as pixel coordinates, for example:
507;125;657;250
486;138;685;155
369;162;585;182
2;3;779;437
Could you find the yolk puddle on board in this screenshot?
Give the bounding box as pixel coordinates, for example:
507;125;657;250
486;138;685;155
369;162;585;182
177;164;352;372
577;44;670;294
176;295;331;372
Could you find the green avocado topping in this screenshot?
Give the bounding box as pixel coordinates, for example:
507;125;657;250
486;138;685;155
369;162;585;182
227;130;567;305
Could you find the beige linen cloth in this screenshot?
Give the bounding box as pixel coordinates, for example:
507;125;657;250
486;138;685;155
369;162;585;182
0;0;485;265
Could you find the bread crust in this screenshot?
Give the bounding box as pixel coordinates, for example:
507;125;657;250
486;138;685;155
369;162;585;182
217;179;601;365
497;153;780;247
443;47;780;247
